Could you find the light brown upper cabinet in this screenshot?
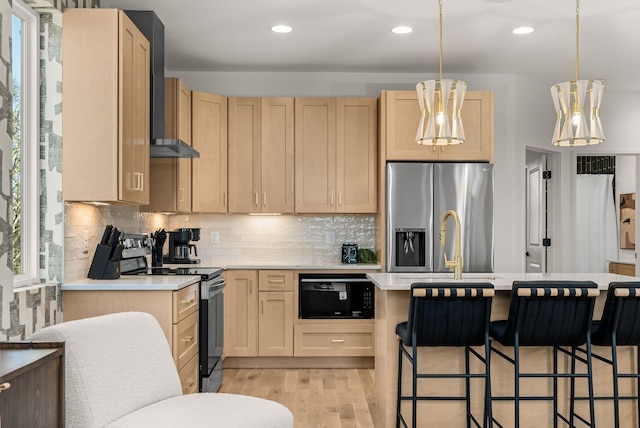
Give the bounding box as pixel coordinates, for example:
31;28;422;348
295;98;377;213
62;9;150;204
144;78;193;212
192;91;228;213
228;98;295;213
382;90;494;162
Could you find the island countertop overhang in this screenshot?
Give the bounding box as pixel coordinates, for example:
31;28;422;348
367;272;640;291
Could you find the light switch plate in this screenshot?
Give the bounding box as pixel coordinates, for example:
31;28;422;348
211;231;219;244
326;231;336;245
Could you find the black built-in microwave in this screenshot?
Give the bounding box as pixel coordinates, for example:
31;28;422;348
298;273;374;319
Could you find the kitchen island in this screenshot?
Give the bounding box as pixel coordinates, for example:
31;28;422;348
368;272;640;428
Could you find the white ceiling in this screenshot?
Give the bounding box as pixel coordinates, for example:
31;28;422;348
104;0;640;91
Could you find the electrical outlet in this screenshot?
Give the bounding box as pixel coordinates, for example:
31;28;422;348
82;230;89;254
211;231;219;244
325;231;336;245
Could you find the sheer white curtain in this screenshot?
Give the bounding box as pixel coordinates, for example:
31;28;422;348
574;174;618;272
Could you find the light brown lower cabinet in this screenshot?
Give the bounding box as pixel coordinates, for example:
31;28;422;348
224;270;294;357
294;322;375;357
62;282;200;394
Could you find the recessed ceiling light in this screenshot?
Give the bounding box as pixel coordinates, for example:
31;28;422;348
271;24;293;34
392;26;413;34
512;26;535;35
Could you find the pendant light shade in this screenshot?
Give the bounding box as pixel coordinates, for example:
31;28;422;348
416;0;466;146
550;0;604;146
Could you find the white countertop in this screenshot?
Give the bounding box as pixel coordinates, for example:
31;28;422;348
62;275;201;291
223;263;382;270
367;272;640;291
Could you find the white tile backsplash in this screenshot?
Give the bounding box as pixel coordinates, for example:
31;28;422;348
64;205;376;281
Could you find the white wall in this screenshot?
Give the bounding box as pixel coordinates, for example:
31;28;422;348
170;70;640;274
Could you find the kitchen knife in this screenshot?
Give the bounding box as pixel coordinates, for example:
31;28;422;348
107;227;120;247
100;225;113;245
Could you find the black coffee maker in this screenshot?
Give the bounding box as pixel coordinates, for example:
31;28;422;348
163;228;201;264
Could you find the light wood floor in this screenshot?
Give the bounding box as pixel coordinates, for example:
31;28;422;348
219;368;382;427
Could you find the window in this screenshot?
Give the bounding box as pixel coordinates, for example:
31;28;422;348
12;0;39;287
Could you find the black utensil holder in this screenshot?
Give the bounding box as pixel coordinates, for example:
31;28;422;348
88;244;121;279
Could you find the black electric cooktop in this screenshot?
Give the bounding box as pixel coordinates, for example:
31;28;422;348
124;267;222;281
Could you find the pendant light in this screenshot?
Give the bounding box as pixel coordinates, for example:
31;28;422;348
416;0;466;146
550;0;604;146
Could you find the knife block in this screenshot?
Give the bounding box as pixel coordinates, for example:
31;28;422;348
88;244;121;279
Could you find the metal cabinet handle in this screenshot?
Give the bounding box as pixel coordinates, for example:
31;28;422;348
181;336;194;343
330;339;345;343
0;382;10;392
263;193;267;206
330;193;334;205
261;301;264;315
338;193;342;206
181;297;195;305
255;193;259;206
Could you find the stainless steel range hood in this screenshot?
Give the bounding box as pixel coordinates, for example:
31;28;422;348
150;138;200;158
124;10;200;159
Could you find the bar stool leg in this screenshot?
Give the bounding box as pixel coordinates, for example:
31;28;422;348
514;334;520;428
636;346;639;428
611;336;620;428
586;336;596;427
569;347;576;427
484;335;492;428
553;346;559;428
396;340;404;428
412;344;418;428
465;346;472;428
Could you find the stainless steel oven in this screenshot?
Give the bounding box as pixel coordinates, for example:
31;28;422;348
199;270;225;392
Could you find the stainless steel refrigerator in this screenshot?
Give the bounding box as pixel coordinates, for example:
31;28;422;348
386;162;494;273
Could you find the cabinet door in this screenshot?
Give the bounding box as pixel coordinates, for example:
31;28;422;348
262;98;295;213
258;291;294;356
258;270;294;292
384;91;439;161
295;98;337;213
228;98;261;213
223;270;258;357
336;98;377;213
176;80;193;212
383;90;493;162
192;91;228;213
146;78;193;212
438;91;494;162
119;13;150;204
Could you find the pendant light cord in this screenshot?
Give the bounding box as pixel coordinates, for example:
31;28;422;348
439;0;443;81
575;0;580;82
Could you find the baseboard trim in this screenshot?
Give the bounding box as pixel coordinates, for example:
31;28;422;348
223;356;374;369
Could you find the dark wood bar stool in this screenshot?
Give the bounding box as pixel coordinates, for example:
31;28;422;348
489;280;599;428
574;282;640;428
396;282;495;428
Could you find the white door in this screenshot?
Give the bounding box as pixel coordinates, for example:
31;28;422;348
526;154;547;273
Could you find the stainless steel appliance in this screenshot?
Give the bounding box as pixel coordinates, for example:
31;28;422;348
386;162;494;273
164;228;201;264
298;273;374;319
199;270;225;392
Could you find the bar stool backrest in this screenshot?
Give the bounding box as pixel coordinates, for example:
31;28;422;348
594;282;640;346
407;282;495;347
501;281;599;346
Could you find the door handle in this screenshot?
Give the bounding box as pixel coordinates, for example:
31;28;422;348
525;251;530;257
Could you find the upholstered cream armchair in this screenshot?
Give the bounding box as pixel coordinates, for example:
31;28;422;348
30;312;293;428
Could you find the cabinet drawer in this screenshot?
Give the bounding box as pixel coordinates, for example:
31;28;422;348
178;354;199;395
259;270;294;292
172;310;199;370
173;282;199;322
617;263;636;276
294;323;374;357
